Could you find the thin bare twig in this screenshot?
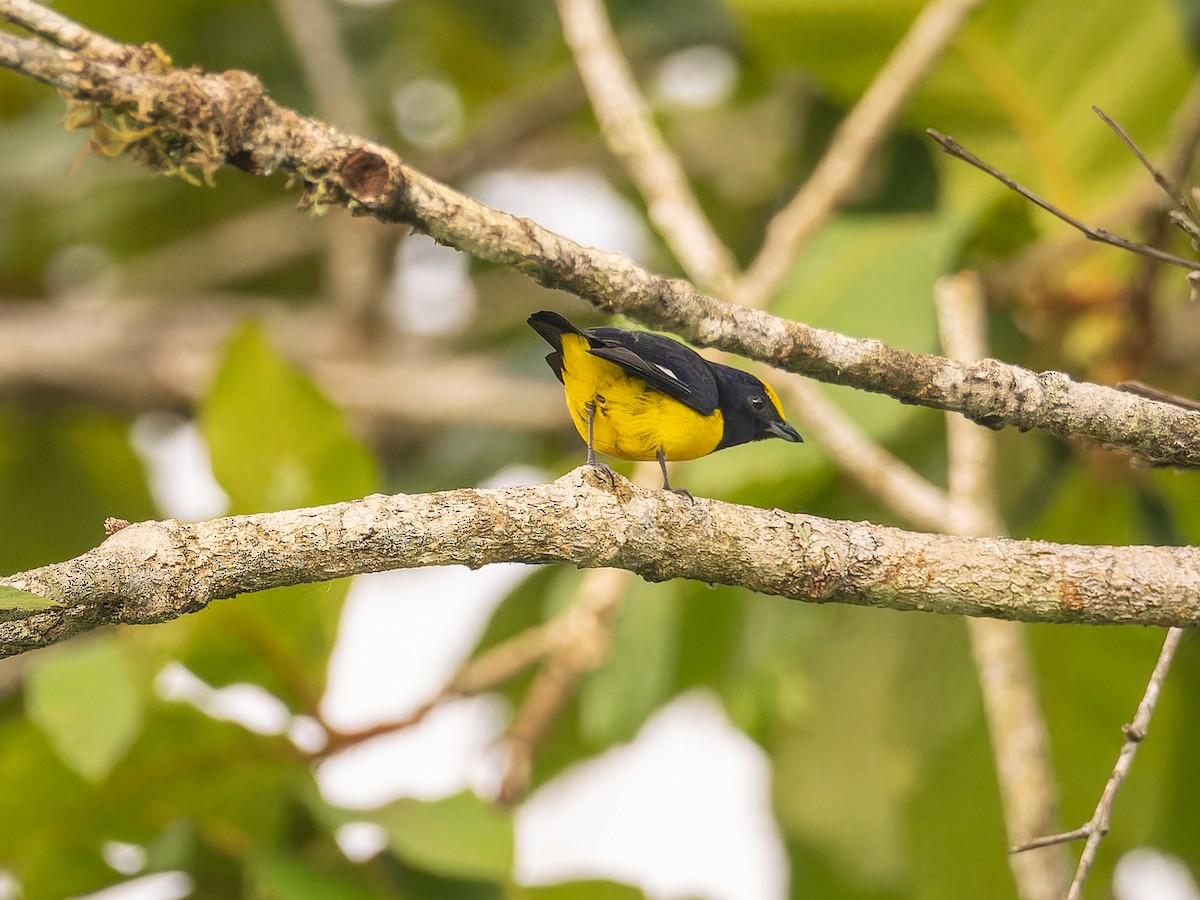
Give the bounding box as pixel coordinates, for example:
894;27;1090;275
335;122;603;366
1091;105;1200;278
1010;627;1186;900
1093;106;1190;214
734;0;985;308
319;617;566;757
927;129;1200;271
319;698;441;757
937;272;1069;900
1106;80;1200;366
1011;826;1091;854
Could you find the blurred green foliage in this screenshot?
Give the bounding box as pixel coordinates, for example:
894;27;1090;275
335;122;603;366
1;0;1198;897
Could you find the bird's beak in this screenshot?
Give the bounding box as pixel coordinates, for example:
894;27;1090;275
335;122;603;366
769;420;803;443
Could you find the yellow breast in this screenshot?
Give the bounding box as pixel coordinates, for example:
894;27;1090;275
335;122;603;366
559;333;724;461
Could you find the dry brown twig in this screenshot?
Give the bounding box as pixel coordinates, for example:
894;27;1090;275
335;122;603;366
1120;74;1200;363
927;125;1200;273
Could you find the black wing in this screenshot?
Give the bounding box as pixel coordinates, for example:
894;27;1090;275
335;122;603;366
586;326;720;415
528;311;720;415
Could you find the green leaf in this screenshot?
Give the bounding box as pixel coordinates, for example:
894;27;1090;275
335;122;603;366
250;849;379;900
579;580;680;746
768;607;981;888
0;407;155;574
200;322;376;514
0;583;56;612
507;880;644;900
1022;466;1142;544
372;791;513;882
25;635;145;781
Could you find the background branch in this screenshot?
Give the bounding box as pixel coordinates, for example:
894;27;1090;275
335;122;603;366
0;300;562;431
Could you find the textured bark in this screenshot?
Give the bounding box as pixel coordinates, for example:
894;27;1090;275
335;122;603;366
2;470;1198;659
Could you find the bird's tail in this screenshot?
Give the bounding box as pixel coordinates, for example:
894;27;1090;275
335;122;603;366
527;310;582;351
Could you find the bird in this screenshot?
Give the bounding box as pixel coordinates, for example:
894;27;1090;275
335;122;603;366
528;310;802;492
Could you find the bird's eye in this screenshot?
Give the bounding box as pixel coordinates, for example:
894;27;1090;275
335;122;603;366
750;396;765;409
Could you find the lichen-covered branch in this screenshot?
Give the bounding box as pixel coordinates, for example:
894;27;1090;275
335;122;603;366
2;1;1200;466
2;469;1199;659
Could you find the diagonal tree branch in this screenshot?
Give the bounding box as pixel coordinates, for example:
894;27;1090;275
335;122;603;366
554;0;739;297
927;128;1200;272
734;0;986;308
2;4;1200;466
3;469;1200;660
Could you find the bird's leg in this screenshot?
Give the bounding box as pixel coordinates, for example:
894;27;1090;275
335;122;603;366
585;400;598;467
656;448;692;500
655;447;671;489
584;400;615;487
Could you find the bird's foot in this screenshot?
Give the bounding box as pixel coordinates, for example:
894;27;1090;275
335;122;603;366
584;461;617;490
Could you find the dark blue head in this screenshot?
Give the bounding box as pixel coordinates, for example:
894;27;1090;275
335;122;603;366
712;365;802;450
